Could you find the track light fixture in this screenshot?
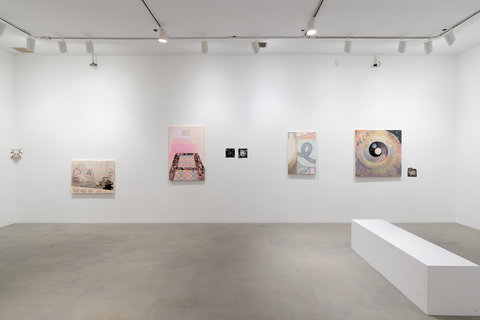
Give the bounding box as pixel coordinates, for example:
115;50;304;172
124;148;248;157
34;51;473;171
0;21;5;36
306;17;317;36
85;39;94;53
424;39;433;54
444;30;456;46
201;39;208;54
90;53;98;68
372;55;381;68
251;40;260;54
26;37;35;53
0;0;478;57
58;39;67;53
398;38;407;53
344;38;352;53
158;28;167;43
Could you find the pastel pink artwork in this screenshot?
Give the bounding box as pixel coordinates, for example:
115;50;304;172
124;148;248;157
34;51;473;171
168;127;205;181
169;140;197;164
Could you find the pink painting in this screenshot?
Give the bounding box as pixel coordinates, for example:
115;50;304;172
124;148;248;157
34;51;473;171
168;127;205;181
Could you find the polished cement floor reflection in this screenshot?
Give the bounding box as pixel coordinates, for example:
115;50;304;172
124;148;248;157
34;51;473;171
0;223;479;320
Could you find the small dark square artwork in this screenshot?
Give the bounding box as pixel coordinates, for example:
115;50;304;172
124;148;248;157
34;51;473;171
407;168;417;177
238;148;248;159
226;148;235;158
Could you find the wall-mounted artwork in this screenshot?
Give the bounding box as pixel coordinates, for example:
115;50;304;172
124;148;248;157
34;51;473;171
238;148;248;159
408;167;417;177
288;132;317;175
169;126;205;181
226;148;235;158
71;160;115;193
355;130;402;177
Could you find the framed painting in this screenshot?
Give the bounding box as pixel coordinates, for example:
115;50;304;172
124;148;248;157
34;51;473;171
355;130;402;177
71;160;115;193
168;126;205;181
288;131;317;175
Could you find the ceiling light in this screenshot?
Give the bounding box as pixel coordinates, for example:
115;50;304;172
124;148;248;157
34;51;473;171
0;21;6;36
158;28;167;43
58;39;67;53
85;39;94;53
201;40;208;54
344;38;352;53
398;38;407;54
424;39;432;54
372;55;381;68
90;53;97;68
306;17;317;36
445;30;456;46
26;37;35;53
251;40;260;54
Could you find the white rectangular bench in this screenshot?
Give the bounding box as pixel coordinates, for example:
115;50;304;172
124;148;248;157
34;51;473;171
351;219;480;316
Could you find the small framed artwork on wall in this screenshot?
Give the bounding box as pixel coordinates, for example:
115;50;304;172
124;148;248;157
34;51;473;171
238;148;248;158
407;168;417;177
226;148;235;158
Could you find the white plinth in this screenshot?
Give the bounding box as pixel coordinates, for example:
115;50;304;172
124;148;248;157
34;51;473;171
351;219;480;316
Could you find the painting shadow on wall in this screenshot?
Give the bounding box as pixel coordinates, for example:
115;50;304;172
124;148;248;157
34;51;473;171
354;176;401;183
169;180;206;186
72;193;116;199
288;174;316;180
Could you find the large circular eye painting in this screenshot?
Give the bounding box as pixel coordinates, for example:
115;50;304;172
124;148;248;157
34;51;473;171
355;130;402;177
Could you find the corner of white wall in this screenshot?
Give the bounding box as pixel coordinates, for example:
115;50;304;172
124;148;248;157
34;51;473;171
455;44;480;231
0;49;17;227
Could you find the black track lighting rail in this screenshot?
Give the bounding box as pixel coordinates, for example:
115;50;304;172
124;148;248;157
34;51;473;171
140;0;163;29
0;16;32;37
0;1;479;43
437;8;480;37
312;0;325;19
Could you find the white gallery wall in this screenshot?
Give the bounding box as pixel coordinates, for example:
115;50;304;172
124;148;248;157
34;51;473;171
457;44;480;230
0;50;16;227
14;54;457;223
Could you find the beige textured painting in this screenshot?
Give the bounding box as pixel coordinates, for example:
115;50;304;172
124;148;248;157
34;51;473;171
71;160;115;193
355;130;402;177
288;131;317;175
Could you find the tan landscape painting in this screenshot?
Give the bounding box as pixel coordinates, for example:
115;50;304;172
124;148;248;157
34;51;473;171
71;160;115;193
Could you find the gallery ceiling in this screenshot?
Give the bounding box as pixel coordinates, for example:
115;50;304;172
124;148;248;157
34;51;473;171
0;0;480;55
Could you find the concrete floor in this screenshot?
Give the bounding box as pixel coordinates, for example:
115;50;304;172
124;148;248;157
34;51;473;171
0;223;479;320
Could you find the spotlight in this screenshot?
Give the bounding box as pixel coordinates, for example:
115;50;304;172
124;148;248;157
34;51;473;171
201;39;208;54
26;37;35;52
445;30;456;46
89;53;97;68
424;39;433;54
158;28;167;43
344;38;352;53
85;39;94;53
371;55;381;68
251;40;260;54
306;17;317;36
0;21;6;36
398;38;407;53
58;39;67;53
